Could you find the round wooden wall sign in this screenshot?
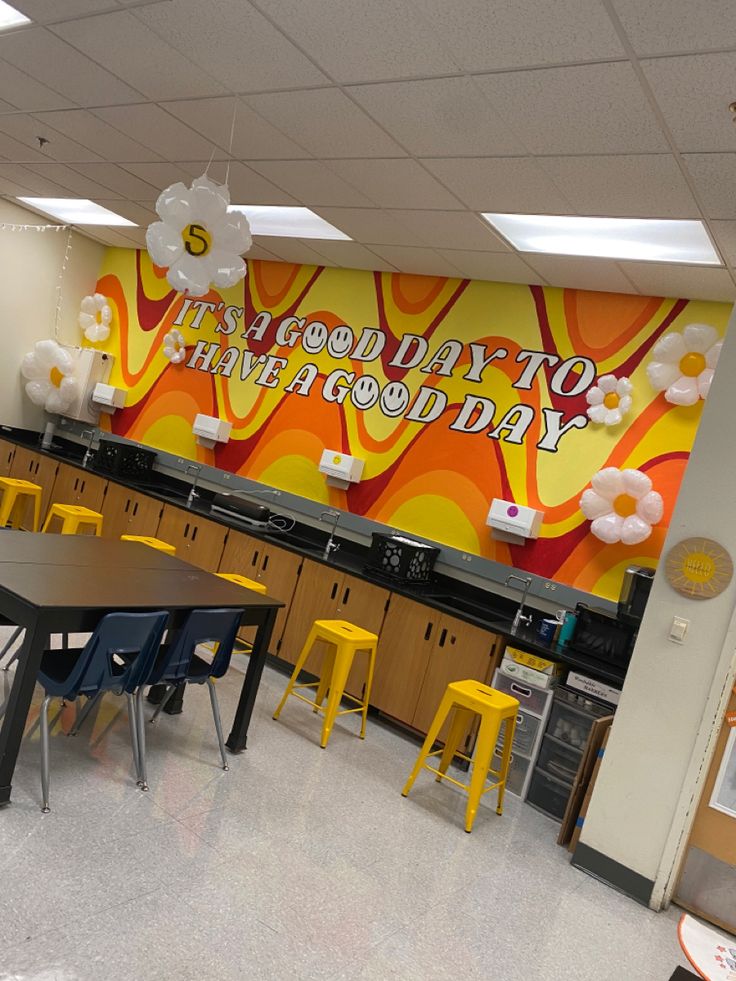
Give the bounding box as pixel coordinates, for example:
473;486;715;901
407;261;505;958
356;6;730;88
665;537;734;600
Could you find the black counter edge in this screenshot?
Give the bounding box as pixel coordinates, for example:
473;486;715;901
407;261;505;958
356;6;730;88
571;843;654;907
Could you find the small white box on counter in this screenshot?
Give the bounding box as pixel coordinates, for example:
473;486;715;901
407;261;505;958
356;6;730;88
500;654;560;690
565;670;621;706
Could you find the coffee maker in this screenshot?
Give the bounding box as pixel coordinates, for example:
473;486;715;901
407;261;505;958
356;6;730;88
618;565;655;626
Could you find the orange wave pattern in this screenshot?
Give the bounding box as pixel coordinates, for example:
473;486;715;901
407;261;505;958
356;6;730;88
91;248;732;601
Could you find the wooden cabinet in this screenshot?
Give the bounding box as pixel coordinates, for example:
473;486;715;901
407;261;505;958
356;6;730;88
336;571;391;698
49;462;108;513
9;446;59;528
218;529;302;651
155;503;228;571
0;438;15;476
101;482;164;540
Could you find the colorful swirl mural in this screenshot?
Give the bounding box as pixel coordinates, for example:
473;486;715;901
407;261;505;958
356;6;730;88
90;248;731;601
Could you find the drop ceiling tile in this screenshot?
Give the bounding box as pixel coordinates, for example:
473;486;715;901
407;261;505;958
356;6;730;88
423;157;572;212
476;62;668;154
539;154;700;218
209;161;299;206
9;0;118;22
0;163;70;196
92;105;216;161
82;227;142;249
682;154;736;219
610;0;736;55
69;163;159;198
367;245;462;278
136;0;327;91
0;174;36;196
31;109;161;163
252;237;336;267
119;162;194;192
434;249;545;285
311;207;425;246
161;97;309;161
93;200;154;226
523;255;637;293
0;133;50;163
22;162;124;198
390;209;511;251
415;0;624;70
298;239;396;271
708;221;736;266
642;53;736;154
619;262;736;302
245;243;282;262
245;89;404;158
0;115;102;162
0;28;143;106
326;159;460;209
0;60;73;112
347;77;526;156
247;160;372;207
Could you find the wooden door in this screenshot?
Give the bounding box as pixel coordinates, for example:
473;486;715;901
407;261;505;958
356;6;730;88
217;528;263;579
102;483;164;540
0;439;15;476
334;572;390;699
259;544;303;652
156;504;228;571
412;615;500;744
9;446;59;528
278;559;341;667
369;593;437;725
675;687;736;933
49;462;108;513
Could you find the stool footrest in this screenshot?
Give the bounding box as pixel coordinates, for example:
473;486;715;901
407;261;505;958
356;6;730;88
290;683;367;717
423;761;504;797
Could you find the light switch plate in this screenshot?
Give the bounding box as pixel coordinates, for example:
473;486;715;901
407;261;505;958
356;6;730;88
669;616;689;644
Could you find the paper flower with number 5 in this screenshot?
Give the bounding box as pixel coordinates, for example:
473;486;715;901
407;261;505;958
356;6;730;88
580;467;663;545
145;175;252;298
647;323;722;406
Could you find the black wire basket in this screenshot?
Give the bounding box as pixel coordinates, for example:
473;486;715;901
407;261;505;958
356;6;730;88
94;440;157;479
365;533;440;583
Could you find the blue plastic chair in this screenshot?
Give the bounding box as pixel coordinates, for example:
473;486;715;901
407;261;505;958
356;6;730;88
35;611;168;812
147;608;242;772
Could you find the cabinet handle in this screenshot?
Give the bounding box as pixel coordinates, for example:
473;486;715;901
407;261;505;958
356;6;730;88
262;554;269;572
184;522;190;537
342;586;350;605
133;502;139;516
439;628;447;648
330;581;339;600
424;621;433;641
124;499;130;514
251;551;259;567
80;479;86;493
73;478;79;491
191;526;198;541
450;634;456;646
510;682;532;699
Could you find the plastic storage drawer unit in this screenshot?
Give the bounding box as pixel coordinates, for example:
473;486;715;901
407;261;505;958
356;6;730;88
495;711;541;758
491;749;530;799
493;672;550;718
536;736;582;785
526;768;572;822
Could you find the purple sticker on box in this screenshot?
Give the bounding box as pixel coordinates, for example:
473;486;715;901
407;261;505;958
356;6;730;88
507;505;519;517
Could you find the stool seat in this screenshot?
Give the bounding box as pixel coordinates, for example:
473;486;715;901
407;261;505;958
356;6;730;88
445;679;519;713
121;535;176;555
273;618;379;748
216;572;267;595
0;477;43;532
42;504;103;536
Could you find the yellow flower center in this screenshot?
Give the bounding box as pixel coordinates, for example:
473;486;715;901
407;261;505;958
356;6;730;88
679;351;706;377
181;223;212;258
96;310;102;324
49;366;64;388
613;493;637;518
603;392;620;409
174;341;182;352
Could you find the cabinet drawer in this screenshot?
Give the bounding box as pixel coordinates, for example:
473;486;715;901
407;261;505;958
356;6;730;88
497;710;541;759
537;736;582;785
493;669;551;718
526;768;571;822
547;703;596;751
491;748;530;799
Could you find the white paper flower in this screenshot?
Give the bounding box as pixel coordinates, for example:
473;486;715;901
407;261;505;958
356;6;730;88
20;340;79;414
586;375;633;426
163;328;187;364
647;323;722;406
78;293;112;343
145;175;252;298
579;467;663;545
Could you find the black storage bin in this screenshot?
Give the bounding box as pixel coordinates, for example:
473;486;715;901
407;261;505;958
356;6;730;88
94;440;157;479
568;603;635;669
365;533;440;583
537;736;582;784
526;768;572;822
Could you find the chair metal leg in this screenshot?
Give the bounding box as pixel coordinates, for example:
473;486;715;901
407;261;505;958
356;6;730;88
40;694;51;813
69;691;102;736
125;692;141;786
135;689;149;791
0;626;23;669
149;684;175;723
207;678;229;771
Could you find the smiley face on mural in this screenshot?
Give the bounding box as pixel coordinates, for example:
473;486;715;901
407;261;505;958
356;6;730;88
380;381;411;417
327;325;355;359
350;375;380;409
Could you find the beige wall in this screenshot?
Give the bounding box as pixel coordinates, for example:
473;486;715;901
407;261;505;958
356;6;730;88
0;200;105;429
580;300;736;907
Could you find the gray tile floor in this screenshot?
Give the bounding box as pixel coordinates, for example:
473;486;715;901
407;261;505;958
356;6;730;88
0;638;690;980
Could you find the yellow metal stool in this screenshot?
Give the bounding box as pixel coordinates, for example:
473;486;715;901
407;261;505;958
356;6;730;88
216;572;267;595
402;680;520;833
273;619;378;748
121;535;176;555
42;504;103;536
0;477;43;532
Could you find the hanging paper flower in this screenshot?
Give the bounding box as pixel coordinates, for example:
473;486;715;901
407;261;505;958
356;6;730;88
580;467;663;545
163;328;186;364
586;375;633;427
21;340;79;414
145;175;251;298
647;323;722;406
78;293;112;343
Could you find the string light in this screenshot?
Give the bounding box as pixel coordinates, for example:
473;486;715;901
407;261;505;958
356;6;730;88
0;223;70;232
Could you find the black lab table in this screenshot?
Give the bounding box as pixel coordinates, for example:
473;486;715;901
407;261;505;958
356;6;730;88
0;531;283;806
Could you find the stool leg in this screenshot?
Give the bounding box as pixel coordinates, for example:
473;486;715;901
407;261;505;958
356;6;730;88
32;493;41;533
272;624;319;721
313;644;336;713
464;716;500;833
41;510;53;532
435;706;474;781
0;491;9;529
319;646;354;748
402;691;454;798
359;644;377;740
495;714;517;817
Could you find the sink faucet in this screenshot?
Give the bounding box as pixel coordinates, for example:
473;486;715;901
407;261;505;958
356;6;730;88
320;509;341;561
505;574;533;632
185;464;202;508
80;429;98;469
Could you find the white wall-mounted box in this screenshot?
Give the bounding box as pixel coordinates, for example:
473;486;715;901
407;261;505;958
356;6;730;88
487;499;544;545
193;414;232;448
91;382;126;413
319;449;364;489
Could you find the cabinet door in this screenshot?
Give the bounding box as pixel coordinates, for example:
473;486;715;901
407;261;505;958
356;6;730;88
102;483;164;540
412;615;500;744
259;544;303;652
335;572;390;699
278;559;341;668
0;439;15;476
50;462;108;513
217;528;263;578
156;504;227;571
369;594;437;725
9;446;59;528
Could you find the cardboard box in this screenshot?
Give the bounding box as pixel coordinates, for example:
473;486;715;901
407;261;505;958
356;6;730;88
557;715;614;848
500;654;560;690
506;646;561;675
566;670;622;707
569;726;613;853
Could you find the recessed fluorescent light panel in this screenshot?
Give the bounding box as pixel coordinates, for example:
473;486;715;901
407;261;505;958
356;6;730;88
17;198;136;226
228;205;351;241
482;213;721;266
0;1;30;30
